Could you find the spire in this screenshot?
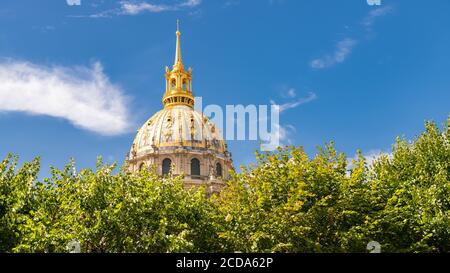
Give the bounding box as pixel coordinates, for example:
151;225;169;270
162;20;194;108
174;19;183;69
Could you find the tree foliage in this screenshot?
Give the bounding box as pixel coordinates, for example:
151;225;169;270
0;119;449;253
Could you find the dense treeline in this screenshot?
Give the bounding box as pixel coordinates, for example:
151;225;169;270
1;119;449;253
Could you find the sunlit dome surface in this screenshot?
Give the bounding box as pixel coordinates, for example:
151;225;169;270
131;105;227;157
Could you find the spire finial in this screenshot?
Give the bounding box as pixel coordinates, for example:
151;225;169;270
174;19;182;66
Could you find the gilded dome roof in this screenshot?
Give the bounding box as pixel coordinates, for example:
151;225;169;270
130;105;227;158
127;21;232;169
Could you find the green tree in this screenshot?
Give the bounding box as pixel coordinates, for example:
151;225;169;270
0;118;448;253
214;144;354;252
214;119;450;253
0;155;40;252
352;120;450;252
11;160;220;253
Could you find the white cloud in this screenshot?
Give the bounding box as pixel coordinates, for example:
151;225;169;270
310;38;357;69
268;0;285;5
279;124;296;145
120;0;202;15
120;2;172;15
348;149;392;169
286;88;296;98
277;86;297;99
260;122;295;151
363;6;393;28
0;60;132;135
310;5;393;70
89;0;202;17
262;89;315;150
179;0;202;7
361;150;385;166
270;91;317;113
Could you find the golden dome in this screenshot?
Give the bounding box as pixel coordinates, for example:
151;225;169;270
130;105;228;157
126;21;233;194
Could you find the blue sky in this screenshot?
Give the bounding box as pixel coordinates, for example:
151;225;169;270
0;0;449;177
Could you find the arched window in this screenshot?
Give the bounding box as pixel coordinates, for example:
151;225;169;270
171;79;176;89
191;158;200;176
216;163;223;177
162;158;172;176
182;79;187;90
139;163;145;171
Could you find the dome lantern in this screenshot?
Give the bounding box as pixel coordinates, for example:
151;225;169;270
163;20;195;108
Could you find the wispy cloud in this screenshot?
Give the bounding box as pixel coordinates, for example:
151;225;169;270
179;0;202;8
310;38;357;69
0;60;132;135
268;0;285;4
278;123;296;145
259;87;309;151
260;122;296;151
31;25;55;33
278;87;297;99
286;88;296;98
88;0;202;18
348;149;392;169
121;2;171;15
262;89;316;150
363;6;394;29
310;6;393;70
270;91;317;113
223;0;282;8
